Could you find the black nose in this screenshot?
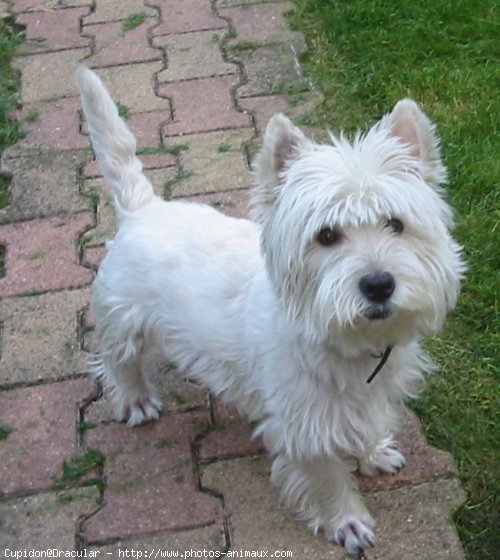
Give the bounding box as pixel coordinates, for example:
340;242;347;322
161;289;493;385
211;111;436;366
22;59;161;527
359;272;395;303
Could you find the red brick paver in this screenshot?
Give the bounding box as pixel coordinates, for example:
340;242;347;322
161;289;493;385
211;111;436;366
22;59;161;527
17;8;91;54
0;378;96;497
12;97;88;153
85;19;161;68
84;411;222;544
150;0;226;36
160;76;250;136
0;212;94;298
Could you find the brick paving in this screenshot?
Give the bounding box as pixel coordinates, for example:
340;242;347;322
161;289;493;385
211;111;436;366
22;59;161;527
0;1;466;558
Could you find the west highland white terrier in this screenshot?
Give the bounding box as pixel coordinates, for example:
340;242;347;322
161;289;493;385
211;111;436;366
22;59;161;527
76;66;465;556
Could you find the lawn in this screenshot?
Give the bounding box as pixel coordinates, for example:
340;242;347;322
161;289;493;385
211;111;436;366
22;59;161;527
0;17;23;208
288;1;499;558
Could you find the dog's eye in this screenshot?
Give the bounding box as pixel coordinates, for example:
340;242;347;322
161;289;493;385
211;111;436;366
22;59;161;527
386;218;404;234
316;227;341;246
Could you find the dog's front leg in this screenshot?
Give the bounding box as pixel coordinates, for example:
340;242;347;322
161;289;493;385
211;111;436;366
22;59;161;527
271;454;375;556
357;436;406;477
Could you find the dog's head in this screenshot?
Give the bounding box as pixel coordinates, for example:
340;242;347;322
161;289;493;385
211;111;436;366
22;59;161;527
251;102;465;356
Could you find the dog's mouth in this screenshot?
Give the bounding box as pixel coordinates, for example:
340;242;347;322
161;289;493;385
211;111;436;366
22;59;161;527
364;304;393;321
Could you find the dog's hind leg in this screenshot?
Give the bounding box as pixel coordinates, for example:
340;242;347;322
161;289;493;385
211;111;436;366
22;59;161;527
271;454;375;556
90;343;163;426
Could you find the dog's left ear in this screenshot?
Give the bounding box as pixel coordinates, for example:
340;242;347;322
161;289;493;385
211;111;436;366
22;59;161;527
251;114;312;223
387;99;447;186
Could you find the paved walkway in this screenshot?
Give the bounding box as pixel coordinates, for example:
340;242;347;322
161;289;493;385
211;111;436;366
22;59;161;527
0;1;466;558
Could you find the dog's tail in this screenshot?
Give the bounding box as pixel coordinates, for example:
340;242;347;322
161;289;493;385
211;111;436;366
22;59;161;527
75;65;155;216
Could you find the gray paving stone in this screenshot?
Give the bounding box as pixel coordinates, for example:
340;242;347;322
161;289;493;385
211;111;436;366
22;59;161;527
234;42;309;98
88;525;225;556
365;479;466;559
0;488;99;549
0;289;90;385
83;0;155;24
0;0;9;18
92;63;169;114
216;0;280;6
202;456;466;559
240;90;324;136
202;455;345;558
170;128;253;198
12;0;92;10
357;410;459;493
0;151;91;224
155;30;237;83
13;48;90;103
221;1;303;47
146;166;179;197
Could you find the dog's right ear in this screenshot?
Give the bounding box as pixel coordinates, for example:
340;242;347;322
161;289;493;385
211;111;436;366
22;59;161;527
387;99;448;187
251;114;311;223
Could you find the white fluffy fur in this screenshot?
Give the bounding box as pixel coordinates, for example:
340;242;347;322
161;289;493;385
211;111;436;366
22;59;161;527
76;66;465;556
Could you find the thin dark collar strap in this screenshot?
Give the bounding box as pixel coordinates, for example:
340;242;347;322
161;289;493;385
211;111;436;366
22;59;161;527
367;345;393;384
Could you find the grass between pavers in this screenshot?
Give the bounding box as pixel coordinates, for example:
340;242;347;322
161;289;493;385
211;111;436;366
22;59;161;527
289;1;499;558
0;18;23;153
121;11;148;34
0;18;24;209
0;424;14;440
52;448;106;493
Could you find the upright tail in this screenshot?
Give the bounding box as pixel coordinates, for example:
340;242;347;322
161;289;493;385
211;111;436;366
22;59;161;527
75;65;155;216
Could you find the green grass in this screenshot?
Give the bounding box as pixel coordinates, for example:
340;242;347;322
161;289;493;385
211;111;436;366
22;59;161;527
0;242;5;278
121;12;148;34
228;40;263;52
289;1;499;558
0;18;24;210
136;143;189;156
0;424;14;440
51;449;105;492
116;101;130;119
0;18;23;154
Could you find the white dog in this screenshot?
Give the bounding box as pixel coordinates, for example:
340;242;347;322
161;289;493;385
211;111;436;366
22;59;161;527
76;66;464;556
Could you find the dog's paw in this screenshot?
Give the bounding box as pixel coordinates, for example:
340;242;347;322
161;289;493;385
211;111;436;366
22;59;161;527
331;514;375;556
117;395;163;426
359;438;406;476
